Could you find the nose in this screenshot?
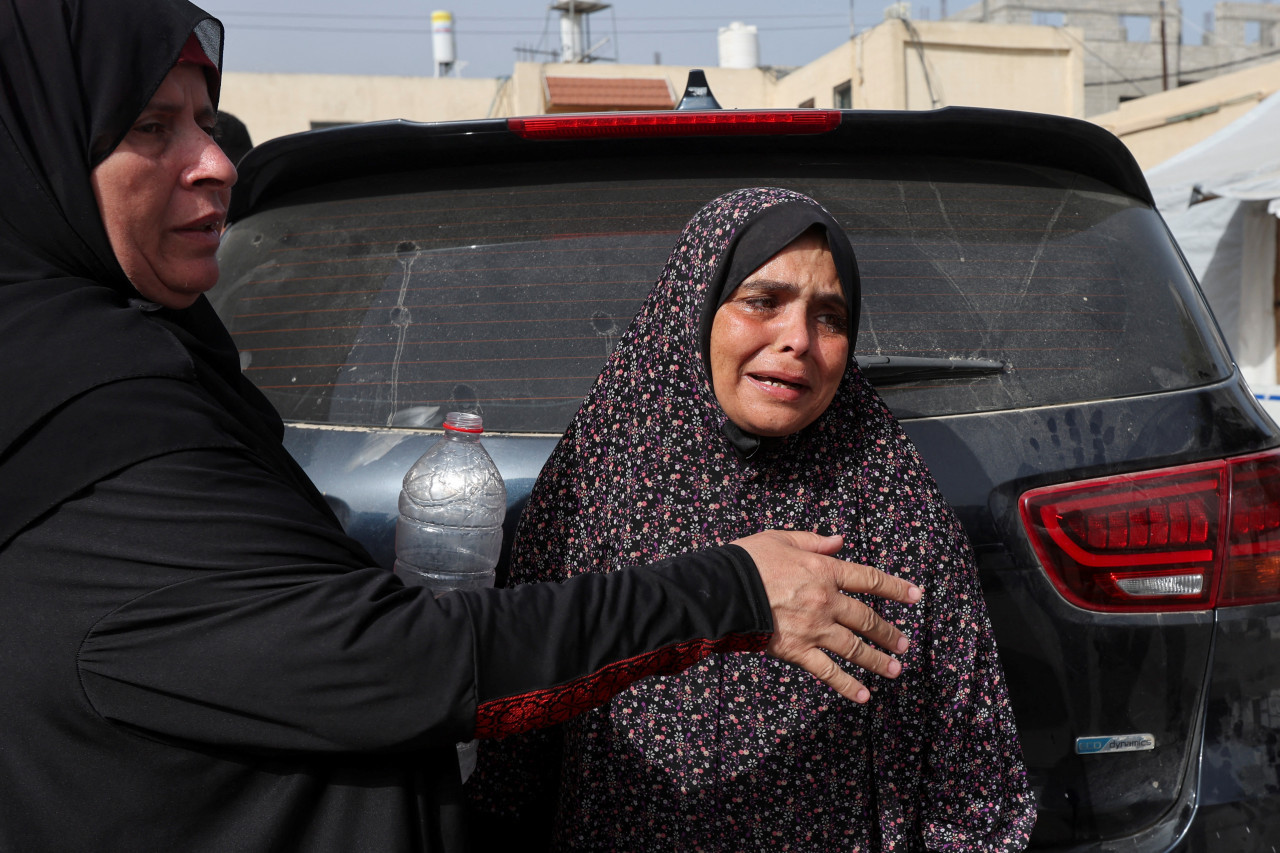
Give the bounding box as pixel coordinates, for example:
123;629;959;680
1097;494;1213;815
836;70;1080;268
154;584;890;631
773;304;813;355
185;129;238;191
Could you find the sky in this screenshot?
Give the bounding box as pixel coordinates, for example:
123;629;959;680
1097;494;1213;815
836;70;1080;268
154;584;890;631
198;0;1227;81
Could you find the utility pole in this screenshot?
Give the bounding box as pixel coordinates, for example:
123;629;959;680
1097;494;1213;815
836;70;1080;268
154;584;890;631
1160;0;1169;90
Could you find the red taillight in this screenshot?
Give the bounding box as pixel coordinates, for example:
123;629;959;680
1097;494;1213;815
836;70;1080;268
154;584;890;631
1223;455;1280;602
1020;450;1280;612
507;110;842;140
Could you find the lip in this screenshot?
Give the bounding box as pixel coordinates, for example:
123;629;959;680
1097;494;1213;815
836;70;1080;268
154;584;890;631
173;212;226;246
745;370;810;401
177;211;225;231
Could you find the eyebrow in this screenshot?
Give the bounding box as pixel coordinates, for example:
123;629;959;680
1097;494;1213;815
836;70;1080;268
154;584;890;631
140;100;218;124
737;279;848;313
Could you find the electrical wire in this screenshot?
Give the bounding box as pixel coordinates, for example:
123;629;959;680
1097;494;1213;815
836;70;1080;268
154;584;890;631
898;17;942;108
1053;26;1150;96
1085;44;1280;85
208;10;849;22
209;21;849;36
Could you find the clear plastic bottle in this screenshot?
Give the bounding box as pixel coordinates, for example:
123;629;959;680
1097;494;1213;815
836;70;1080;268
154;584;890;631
393;410;507;780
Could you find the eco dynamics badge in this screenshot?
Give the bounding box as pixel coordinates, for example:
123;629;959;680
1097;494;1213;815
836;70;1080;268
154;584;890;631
1075;734;1156;755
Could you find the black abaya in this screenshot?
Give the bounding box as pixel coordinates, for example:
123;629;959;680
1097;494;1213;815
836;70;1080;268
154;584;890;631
0;2;775;850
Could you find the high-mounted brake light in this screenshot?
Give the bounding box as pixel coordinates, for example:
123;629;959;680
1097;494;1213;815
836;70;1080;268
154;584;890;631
1020;450;1280;612
508;110;842;140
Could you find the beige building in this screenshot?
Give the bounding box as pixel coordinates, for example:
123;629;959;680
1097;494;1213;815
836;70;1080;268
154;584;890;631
219;19;1083;147
764;19;1082;114
949;0;1280;115
1090;57;1280;169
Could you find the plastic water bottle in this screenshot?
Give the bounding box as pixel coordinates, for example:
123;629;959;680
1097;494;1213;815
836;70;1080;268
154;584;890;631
394;410;507;780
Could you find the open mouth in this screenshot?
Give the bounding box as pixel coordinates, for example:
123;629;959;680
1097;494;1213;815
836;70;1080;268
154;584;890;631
181;214;225;233
750;373;805;391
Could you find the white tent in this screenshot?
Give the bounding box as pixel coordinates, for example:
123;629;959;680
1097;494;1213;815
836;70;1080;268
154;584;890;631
1145;91;1280;397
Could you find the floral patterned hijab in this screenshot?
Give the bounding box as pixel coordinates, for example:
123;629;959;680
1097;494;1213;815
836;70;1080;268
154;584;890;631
505;188;1034;850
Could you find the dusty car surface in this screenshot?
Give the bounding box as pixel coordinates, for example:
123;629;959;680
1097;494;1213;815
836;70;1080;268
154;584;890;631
211;91;1280;850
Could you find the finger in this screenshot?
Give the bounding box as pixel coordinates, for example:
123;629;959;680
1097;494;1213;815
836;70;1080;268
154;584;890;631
832;559;922;606
806;532;844;556
829;594;910;656
826;629;903;680
795;648;871;703
756;530;844;556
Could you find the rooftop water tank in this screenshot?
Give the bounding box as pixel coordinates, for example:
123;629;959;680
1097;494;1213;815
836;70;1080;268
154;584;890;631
718;21;759;69
432;10;456;75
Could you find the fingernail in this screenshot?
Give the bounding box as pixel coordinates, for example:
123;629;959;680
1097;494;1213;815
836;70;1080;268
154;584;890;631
896;636;910;653
887;659;902;677
855;687;870;703
908;585;923;603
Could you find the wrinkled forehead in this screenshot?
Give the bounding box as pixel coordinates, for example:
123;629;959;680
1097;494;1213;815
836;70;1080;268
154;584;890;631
737;227;843;295
717;203;853;304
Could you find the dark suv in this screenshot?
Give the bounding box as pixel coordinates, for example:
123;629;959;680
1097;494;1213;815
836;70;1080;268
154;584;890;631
211;97;1280;851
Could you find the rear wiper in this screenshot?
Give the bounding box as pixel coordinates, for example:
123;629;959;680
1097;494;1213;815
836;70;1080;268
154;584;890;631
855;355;1007;386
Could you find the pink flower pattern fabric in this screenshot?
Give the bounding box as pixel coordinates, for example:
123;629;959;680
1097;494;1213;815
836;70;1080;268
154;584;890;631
495;188;1034;851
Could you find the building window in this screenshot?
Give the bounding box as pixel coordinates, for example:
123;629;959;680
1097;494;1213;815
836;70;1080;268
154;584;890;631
1120;15;1151;42
833;81;852;109
310;121;351;130
1245;20;1262;44
1033;11;1064;27
798;97;816;108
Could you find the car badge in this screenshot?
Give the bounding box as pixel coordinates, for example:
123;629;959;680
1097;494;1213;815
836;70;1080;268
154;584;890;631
1075;734;1156;755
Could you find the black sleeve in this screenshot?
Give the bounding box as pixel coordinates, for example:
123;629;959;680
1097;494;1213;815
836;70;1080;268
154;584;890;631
75;448;771;755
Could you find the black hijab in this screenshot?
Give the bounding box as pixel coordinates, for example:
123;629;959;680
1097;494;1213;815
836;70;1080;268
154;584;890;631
0;0;334;549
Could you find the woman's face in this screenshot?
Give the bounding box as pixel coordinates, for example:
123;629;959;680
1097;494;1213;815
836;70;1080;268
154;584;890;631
709;231;849;437
90;64;236;308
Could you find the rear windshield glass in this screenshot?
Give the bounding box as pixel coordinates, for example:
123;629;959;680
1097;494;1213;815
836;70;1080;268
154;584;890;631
212;157;1228;433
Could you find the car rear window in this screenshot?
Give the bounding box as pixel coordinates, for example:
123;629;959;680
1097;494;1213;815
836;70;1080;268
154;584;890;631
212;155;1229;433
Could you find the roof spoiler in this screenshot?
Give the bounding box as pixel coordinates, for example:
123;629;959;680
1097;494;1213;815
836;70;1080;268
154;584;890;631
675;69;722;110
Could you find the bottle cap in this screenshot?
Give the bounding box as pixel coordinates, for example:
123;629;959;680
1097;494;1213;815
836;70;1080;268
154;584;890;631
443;411;484;433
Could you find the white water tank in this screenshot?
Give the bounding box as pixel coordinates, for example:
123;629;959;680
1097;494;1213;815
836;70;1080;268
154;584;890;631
432;10;456;74
560;13;584;62
718;21;759;69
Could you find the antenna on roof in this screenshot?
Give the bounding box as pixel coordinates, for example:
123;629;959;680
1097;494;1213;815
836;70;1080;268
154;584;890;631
676;70;723;110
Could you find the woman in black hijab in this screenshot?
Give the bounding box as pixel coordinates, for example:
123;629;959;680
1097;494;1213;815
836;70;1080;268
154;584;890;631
0;3;923;850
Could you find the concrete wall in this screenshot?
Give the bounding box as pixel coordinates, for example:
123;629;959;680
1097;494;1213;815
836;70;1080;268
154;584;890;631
950;0;1280;115
854;20;1083;114
219;73;504;144
1214;2;1280;48
1090;58;1280;168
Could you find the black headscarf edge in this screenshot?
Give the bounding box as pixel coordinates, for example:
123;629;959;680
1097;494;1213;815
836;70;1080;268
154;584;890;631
87;11;225;166
696;199;861;385
0;2;344;552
